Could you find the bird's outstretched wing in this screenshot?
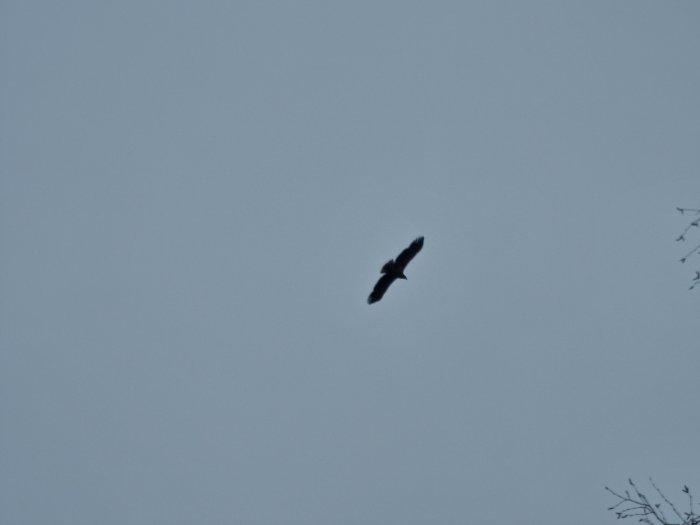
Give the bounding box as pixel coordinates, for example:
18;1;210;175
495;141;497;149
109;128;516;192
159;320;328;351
394;236;424;270
367;274;396;304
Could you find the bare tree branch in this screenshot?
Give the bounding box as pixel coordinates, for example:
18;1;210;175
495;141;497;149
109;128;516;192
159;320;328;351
606;479;699;525
676;207;700;289
651;478;686;523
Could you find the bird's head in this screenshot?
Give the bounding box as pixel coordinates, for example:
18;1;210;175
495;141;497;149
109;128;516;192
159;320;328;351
398;272;407;280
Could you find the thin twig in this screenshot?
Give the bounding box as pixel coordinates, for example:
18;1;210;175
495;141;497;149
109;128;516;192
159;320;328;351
676;207;700;242
677;207;700;215
651;478;686;523
676;206;700;289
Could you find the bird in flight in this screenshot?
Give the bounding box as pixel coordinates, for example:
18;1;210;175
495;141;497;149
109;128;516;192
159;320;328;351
367;236;424;304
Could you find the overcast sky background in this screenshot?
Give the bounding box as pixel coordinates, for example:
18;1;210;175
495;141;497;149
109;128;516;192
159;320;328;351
1;2;699;525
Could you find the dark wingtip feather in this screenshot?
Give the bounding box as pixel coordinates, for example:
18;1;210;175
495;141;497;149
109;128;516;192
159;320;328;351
367;289;383;304
394;236;424;269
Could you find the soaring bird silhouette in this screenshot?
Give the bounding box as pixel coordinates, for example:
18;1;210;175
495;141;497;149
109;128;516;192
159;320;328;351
367;236;424;304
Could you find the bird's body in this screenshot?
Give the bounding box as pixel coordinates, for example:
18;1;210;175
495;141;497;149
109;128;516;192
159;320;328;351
367;236;424;304
380;260;407;279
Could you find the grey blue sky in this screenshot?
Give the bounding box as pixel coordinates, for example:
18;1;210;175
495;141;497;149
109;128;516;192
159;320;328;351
1;2;699;525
